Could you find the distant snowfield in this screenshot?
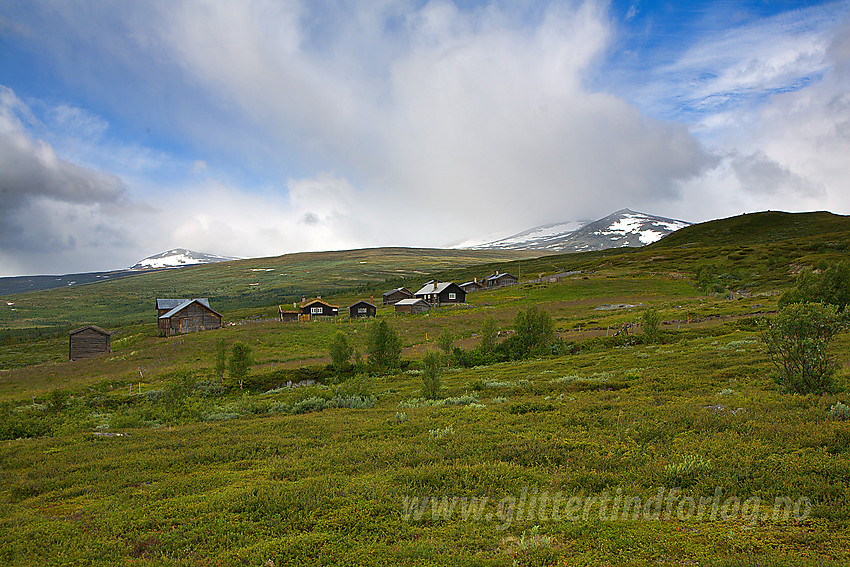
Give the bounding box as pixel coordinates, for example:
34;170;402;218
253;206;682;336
458;209;691;253
595;212;689;245
130;248;240;270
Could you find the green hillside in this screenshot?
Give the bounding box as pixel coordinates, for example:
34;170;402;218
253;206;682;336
0;247;534;331
1;210;849;565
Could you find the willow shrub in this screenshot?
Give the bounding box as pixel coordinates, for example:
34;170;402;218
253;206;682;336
761;302;848;394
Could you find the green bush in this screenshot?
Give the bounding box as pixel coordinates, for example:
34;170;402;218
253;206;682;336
506;306;555;359
420;351;442;400
780;261;850;312
761;302;848;394
328;331;353;373
642;307;661;344
366;320;401;372
228;342;253;388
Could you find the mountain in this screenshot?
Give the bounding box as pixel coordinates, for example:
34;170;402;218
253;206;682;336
129;248;240;270
466;209;690;252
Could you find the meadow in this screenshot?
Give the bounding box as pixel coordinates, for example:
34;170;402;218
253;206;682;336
1;211;849;566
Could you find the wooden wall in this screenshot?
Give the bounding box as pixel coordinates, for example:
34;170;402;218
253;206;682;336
69;328;111;361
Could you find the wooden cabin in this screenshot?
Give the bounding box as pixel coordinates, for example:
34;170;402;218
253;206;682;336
382;287;414;306
69;325;111;361
300;298;339;318
484;272;519;288
349;300;377;318
460;280;484;293
157;298;222;337
394;298;431;315
413;281;466;306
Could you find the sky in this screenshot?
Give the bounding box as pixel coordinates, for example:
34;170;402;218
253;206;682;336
1;0;849;276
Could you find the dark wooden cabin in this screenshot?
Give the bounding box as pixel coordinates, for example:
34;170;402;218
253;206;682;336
382;287;414;306
69;325;111;361
349;300;377;318
300;299;339;319
394;298;431;314
157;298;222;337
413;282;466;306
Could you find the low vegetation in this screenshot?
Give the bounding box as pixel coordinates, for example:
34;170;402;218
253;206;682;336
1;211;849;566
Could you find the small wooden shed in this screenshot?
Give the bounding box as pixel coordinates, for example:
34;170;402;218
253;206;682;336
157;298;223;337
382;287;414;306
69;325;111;361
349;300;377;318
394;298;430;315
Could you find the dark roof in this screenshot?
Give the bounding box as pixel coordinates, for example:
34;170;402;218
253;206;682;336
157;298;210;310
159;299;222;319
69;325;111;336
382;287;412;297
461;280;483;287
349;300;376;308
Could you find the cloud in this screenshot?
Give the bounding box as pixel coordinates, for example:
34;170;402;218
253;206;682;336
4;1;847;276
148;0;715;240
0;87;144;275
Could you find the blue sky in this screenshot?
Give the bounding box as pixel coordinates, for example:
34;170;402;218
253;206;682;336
1;0;849;276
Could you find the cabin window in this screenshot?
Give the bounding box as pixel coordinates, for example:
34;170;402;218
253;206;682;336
358;308;367;314
448;292;456;300
311;307;323;314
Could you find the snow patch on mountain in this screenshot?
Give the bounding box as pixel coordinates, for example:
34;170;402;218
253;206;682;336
462;209;690;253
129;248;240;270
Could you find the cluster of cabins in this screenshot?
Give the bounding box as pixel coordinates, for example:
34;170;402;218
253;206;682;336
68;271;520;360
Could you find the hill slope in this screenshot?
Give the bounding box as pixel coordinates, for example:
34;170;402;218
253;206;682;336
0;247;534;330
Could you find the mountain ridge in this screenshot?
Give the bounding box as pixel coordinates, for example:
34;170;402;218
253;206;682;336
465;209;691;252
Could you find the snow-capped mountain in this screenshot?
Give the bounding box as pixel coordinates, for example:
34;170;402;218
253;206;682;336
465;209;690;253
129;248;240;270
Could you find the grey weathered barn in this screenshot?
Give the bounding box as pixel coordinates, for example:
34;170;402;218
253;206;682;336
157;298;222;337
69;325;111;361
394;298;431;315
460;280;484;293
484;272;519;288
349;300;377;318
413;281;466;306
382;287;414;306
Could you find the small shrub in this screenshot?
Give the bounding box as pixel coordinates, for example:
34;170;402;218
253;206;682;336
420;351;442;400
428;425;454;439
228;342;253;388
395;412;409;422
761;303;847;394
665;455;712;487
328;331;353;373
642;307;661;344
367;320;402;372
830;401;850;420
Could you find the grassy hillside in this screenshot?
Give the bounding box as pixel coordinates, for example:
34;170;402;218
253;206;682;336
0;247;534;331
1;210;849;565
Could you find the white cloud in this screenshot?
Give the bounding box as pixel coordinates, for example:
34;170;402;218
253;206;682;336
677;16;850;219
3;1;848;276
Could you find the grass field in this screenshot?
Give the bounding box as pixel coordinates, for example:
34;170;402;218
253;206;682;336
1;211;849;566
